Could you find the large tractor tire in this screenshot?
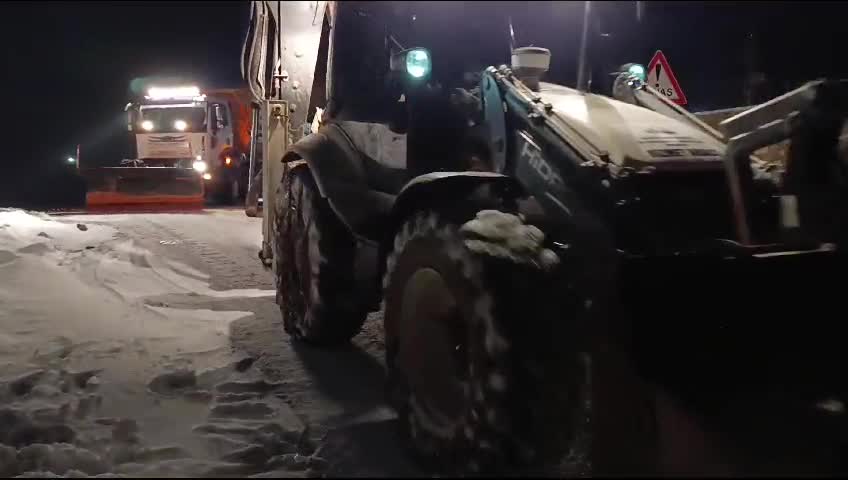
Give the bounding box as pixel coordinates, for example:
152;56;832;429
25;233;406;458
208;178;238;206
212;153;247;206
273;163;368;345
216;177;241;206
228;153;250;205
383;206;584;474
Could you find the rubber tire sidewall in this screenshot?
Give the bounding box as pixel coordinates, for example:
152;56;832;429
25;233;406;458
383;209;582;474
274;163;367;345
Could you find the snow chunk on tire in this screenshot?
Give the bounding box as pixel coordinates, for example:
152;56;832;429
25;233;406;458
460;210;559;270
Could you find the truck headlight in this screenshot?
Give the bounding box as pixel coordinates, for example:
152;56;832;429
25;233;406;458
193;160;208;173
202;173;212;180
141;120;154;131
174;120;187;131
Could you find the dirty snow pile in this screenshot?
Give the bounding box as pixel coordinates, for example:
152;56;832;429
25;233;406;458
0;209;324;478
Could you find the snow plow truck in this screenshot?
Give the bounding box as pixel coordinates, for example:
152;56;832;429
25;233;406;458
243;1;848;475
83;84;253;210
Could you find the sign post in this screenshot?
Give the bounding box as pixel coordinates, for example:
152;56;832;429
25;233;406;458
646;50;688;105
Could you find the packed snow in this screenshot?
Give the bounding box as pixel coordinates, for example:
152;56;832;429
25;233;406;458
0;209;321;478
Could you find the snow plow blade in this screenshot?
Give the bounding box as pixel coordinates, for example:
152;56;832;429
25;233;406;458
83;167;205;212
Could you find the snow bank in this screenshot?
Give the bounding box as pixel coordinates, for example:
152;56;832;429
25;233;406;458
91;240;273;301
0;208;265;386
0;210;285;477
0;209;116;254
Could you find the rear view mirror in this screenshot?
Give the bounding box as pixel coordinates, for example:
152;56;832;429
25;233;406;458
125;103;137;131
390;48;432;81
214;104;224;131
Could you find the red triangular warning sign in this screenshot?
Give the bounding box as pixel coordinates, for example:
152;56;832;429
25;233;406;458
646;50;687;106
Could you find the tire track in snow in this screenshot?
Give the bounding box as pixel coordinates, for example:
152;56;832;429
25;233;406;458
133;217;272;292
91;214;428;476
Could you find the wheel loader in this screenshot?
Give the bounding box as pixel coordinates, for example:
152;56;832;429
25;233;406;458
243;1;848;475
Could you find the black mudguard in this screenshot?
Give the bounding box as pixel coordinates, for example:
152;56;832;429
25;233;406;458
387;171;523;236
376;171;525;285
283;124;397;243
284;132;531;295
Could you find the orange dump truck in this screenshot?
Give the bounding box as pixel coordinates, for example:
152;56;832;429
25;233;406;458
83;85;253;210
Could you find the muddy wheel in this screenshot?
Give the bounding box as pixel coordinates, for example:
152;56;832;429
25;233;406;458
273;163;367;345
215;178;241;206
383;208;583;474
212;179;238;206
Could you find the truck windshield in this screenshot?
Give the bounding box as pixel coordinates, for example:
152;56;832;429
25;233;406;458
139;106;206;133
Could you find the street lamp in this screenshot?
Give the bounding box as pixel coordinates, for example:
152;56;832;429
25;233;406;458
67;157;76;164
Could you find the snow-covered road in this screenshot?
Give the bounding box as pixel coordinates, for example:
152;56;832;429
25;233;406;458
0;208;409;478
3;207;846;477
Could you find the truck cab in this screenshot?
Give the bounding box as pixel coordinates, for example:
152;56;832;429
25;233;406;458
125;85;247;203
126;86;211;168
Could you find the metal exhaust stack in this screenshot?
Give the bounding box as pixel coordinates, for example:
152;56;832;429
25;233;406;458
511;47;551;92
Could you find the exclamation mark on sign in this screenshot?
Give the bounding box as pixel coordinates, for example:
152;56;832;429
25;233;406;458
655;63;662;89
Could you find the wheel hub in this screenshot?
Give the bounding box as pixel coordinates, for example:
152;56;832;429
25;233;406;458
398;268;469;433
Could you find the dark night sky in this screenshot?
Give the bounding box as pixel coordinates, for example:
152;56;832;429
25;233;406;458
0;1;846;206
0;1;248;205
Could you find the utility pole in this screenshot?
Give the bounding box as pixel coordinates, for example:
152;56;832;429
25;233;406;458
577;1;645;93
743;32;766;105
576;1;592;92
634;1;645;59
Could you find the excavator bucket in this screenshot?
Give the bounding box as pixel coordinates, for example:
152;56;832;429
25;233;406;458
83;167;205;212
